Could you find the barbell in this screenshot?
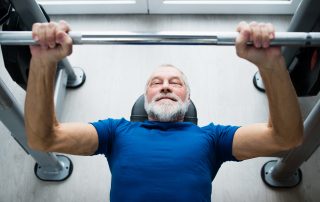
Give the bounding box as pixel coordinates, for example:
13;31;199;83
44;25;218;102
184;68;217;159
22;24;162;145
1;31;320;46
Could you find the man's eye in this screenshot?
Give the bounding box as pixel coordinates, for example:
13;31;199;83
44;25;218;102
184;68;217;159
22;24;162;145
171;82;182;86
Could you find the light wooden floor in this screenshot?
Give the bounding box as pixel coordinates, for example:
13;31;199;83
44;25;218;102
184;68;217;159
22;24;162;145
1;14;320;202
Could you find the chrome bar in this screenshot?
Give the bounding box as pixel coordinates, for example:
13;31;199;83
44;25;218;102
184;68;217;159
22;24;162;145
1;31;320;46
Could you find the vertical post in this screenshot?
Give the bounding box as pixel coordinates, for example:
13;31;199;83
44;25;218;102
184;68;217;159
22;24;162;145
261;97;320;187
0;0;83;180
0;77;72;181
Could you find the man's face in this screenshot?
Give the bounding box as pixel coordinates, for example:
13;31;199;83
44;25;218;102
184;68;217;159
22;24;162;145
144;66;190;122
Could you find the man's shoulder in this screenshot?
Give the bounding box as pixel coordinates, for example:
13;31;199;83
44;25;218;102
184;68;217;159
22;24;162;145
199;122;215;131
200;122;240;136
90;117;134;131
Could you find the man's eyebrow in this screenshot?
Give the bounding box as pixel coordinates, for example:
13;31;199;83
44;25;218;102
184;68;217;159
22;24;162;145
170;77;183;81
151;76;182;80
150;76;162;81
148;77;162;84
148;76;184;85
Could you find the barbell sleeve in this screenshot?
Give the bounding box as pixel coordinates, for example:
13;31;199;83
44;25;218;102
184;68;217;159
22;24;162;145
1;31;320;46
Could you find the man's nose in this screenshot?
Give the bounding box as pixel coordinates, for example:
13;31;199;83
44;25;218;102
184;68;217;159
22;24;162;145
160;82;172;94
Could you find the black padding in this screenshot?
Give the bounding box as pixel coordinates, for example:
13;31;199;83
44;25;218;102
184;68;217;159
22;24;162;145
1;4;50;90
130;94;198;125
290;47;320;96
1;11;30;89
282;0;320;97
0;0;12;25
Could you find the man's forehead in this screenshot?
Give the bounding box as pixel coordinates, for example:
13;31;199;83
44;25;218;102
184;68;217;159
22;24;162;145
149;66;183;79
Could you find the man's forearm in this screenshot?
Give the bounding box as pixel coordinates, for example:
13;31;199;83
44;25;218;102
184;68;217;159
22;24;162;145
259;57;303;147
25;58;59;149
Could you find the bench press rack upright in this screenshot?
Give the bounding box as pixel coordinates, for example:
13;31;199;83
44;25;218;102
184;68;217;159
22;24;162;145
0;0;85;181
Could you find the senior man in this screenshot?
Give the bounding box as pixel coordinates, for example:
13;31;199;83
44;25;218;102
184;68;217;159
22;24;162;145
25;21;303;201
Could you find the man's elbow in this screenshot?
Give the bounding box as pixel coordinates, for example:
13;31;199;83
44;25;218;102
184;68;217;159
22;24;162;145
283;130;304;150
25;123;59;152
292;124;304;147
26;132;55;152
27;139;51;152
291;133;303;148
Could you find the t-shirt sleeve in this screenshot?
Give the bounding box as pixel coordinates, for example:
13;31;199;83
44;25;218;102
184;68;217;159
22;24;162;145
208;123;241;162
90;118;123;156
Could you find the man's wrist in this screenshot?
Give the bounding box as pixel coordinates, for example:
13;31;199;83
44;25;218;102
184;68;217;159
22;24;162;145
257;56;286;72
30;57;58;77
31;57;58;68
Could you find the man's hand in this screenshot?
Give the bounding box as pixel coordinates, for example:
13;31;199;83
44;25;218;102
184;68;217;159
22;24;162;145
30;20;72;64
235;21;284;69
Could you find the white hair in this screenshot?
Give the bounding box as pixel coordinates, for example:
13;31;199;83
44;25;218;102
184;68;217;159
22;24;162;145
144;64;190;122
144;64;191;98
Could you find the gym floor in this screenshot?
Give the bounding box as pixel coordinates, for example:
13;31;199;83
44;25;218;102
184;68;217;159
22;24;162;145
1;14;320;202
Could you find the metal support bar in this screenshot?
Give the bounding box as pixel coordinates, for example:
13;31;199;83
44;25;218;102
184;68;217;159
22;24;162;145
252;71;265;93
57;61;86;88
0;74;72;181
1;31;320;46
261;97;320;188
0;0;81;181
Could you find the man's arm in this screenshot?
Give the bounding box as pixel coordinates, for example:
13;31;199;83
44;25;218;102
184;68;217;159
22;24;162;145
232;22;303;160
25;21;98;155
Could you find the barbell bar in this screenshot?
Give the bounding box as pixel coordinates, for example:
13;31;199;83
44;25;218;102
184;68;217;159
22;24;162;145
1;31;320;46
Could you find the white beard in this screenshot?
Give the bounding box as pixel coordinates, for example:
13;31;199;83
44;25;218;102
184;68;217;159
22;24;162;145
144;93;190;122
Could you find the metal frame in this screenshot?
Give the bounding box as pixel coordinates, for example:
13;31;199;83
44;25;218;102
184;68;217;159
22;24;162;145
0;0;85;181
36;0;302;15
0;69;72;181
148;0;302;14
37;0;148;15
261;97;320;188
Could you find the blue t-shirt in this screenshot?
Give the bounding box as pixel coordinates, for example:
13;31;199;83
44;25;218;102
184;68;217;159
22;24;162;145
91;118;240;202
